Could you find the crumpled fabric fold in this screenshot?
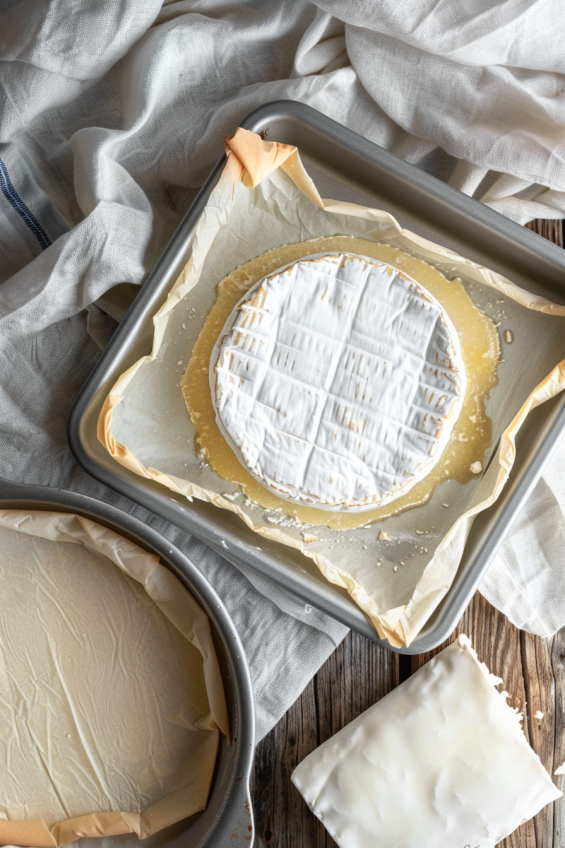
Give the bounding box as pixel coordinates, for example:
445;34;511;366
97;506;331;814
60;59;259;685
0;0;564;747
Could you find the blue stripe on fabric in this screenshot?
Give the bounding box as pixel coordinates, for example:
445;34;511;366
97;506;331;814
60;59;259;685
0;156;51;250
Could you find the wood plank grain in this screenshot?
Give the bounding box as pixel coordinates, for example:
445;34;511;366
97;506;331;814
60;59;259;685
526;219;564;247
521;631;556;848
250;630;398;848
551;630;565;847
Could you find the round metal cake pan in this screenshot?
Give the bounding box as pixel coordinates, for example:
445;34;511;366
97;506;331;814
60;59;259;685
68;100;565;654
0;476;255;848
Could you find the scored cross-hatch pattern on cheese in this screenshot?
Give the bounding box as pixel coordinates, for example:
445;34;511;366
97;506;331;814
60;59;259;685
211;253;466;511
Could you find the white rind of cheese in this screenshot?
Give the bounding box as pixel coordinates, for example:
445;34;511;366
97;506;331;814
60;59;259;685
211;253;466;511
291;635;562;848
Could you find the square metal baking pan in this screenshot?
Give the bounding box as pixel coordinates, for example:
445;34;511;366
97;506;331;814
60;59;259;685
68;100;565;654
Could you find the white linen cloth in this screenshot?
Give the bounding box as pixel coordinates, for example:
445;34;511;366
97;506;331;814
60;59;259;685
0;315;348;742
1;1;565;749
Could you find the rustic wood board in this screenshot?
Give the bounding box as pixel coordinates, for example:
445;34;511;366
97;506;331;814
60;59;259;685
250;219;565;848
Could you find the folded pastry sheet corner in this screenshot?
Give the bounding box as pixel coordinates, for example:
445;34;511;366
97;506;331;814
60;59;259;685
291;634;563;847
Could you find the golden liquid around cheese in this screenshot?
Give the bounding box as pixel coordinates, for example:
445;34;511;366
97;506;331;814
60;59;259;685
181;237;500;530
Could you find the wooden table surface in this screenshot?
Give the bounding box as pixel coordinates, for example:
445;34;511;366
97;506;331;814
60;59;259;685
250;218;565;848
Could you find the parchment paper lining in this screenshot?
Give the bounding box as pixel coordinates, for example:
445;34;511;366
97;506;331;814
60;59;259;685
98;129;565;647
0;510;228;847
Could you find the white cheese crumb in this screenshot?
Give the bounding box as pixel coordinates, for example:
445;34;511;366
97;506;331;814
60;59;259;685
378;531;391;541
470;461;483;475
393;565;398;572
302;533;318;544
534;710;544;721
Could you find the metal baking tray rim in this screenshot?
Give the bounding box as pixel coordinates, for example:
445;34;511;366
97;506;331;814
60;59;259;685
67;100;565;654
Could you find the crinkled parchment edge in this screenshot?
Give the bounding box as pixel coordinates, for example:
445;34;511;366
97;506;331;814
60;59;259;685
97;128;565;648
0;510;229;846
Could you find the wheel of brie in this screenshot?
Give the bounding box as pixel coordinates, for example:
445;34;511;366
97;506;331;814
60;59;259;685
210;253;466;511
